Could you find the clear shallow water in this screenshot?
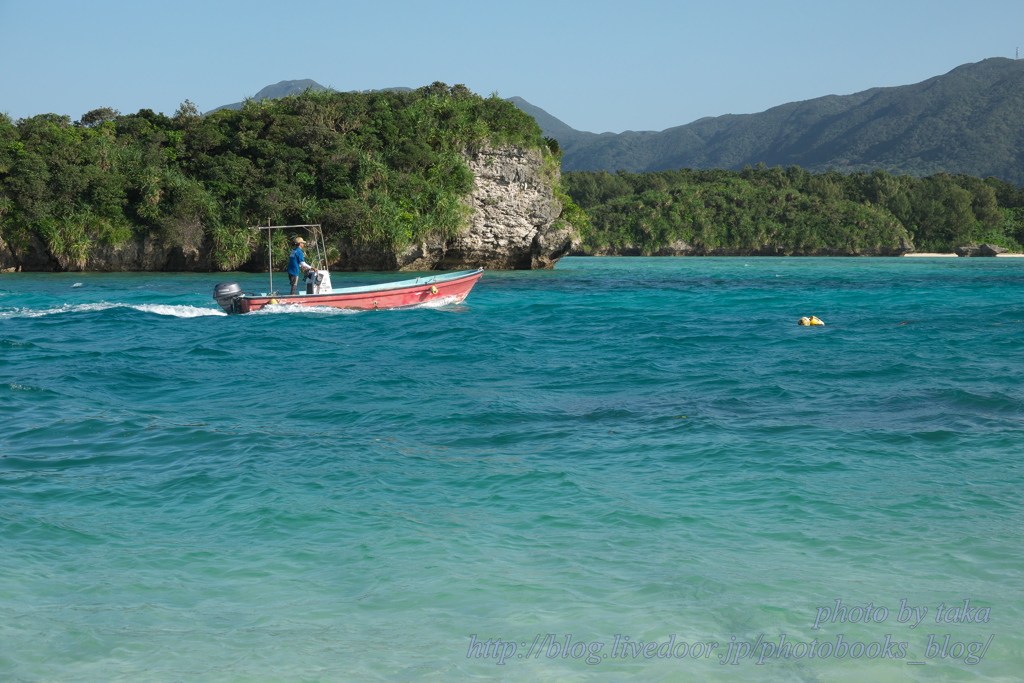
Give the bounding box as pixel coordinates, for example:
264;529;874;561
1;257;1022;682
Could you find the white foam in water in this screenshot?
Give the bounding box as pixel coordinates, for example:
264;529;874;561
0;303;226;319
0;303;115;319
72;282;84;287
130;304;226;318
409;295;460;309
2;299;455;320
251;303;361;315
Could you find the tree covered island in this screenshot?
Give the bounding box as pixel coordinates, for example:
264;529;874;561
0;84;580;272
2;84;1024;272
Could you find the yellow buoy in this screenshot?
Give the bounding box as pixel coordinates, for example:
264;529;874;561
798;316;825;326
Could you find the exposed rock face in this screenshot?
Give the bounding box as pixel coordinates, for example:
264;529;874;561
333;145;575;271
0;230;58;271
980;243;1008;256
0;233;20;272
0;226;212;272
956;243;1008;257
0;145;575;272
81;237;211;271
441;145;575;270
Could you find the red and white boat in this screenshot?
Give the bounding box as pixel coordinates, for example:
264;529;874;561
213;268;483;314
211;224;483;314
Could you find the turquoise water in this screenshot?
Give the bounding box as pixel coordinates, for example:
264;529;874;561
1;257;1023;682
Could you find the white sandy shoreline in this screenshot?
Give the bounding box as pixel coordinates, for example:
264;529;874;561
903;252;1024;257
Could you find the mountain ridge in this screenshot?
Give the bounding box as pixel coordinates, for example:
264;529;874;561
212;59;1024;184
542;57;1024;183
206;81;411;114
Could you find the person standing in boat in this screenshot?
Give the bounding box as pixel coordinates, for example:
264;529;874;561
287;237;310;295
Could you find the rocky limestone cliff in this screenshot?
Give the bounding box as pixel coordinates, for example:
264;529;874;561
0;233;20;273
331;144;576;271
0;230;212;273
0;144;574;273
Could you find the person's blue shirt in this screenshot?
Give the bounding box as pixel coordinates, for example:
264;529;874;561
287;246;306;276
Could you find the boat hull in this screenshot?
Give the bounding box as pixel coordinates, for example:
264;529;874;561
234;269;483;314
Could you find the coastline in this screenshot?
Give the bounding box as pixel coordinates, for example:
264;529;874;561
903;252;1024;257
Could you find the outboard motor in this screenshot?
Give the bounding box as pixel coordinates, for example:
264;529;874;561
213;282;243;314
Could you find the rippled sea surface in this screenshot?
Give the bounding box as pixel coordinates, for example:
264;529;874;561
2;257;1023;682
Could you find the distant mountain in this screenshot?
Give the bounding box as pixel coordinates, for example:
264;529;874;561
521;58;1024;185
209;61;1024;184
206;80;329;114
206;81;410;114
504;96;595;149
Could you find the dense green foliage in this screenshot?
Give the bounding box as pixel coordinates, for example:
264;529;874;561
565;166;1024;254
0;84;550;268
544;58;1024;186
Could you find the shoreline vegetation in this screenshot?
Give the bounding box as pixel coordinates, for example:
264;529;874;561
3;85;1024;272
0;84;579;273
564;167;1024;258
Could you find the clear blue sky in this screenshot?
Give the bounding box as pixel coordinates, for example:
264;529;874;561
2;0;1022;133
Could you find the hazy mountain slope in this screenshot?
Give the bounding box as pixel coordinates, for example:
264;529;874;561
206;80;329;114
528;58;1024;184
206;81;411;114
504;96;597;151
209;60;1024;183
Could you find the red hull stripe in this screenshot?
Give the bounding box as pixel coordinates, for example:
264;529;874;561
237;270;483;314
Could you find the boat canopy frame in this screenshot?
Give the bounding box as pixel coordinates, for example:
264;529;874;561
249;223;328;295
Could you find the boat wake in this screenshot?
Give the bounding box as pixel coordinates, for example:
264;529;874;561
0;303;227;319
250;303;362;315
133;304;227;317
408;295;461;309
